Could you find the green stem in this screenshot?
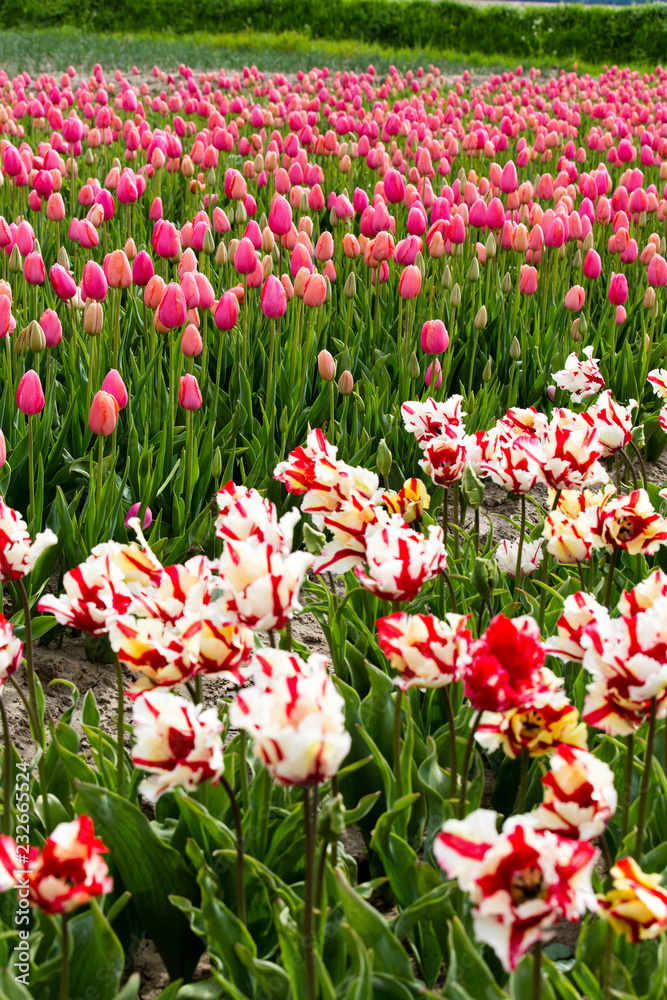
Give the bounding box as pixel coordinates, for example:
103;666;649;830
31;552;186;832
532;940;542;1000
635;698;657;859
513;494;527;597
393;687;403;801
96;432;104;513
238;730;250;812
0;695;12;835
517;747;529;814
18;580;51;830
303;785;317;1000
184;411;193;514
28;416;35;532
114;656;125;795
458;710;483;819
59;913;70;1000
621;733;634;843
443;685;458;796
220;775;247;927
604;548;619;610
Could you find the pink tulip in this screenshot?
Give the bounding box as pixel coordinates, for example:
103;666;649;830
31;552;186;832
23;252;45;285
153;220;180;259
261;275;287;319
608;271;628;306
181;324;203;357
49;263;77;301
233;237;257;275
425;359;443;389
132;250;154;287
178;374;203;410
106;250;132;289
125;502;152;530
40;309;62;347
213;291;239;331
157;283;187;329
564;286;586;312
398;265;422;300
89;391;119;435
499;161;518;194
16;370;45;415
648;254;667;287
519;265;538;295
384;169;405;204
102;369;128;409
317;350;335;381
268;195;292;236
583;249;602;280
46;193;66;222
194;273;215;310
82;260;108;301
0;429;6;469
420;320;449;355
303;273;327;308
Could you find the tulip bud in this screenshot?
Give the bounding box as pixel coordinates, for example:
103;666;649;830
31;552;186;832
304;522;327;555
178;374;203;410
377;439;392;479
16;370;44;415
468;258;480;282
84;301;104;335
8;245;21;273
57;246;71;269
215;241;228;266
338;369;354;395
210;447;222;481
645;287;656;310
408;352;420;379
482;358;492;382
570;318;582;342
27;320;46;352
474;305;488;330
343;272;356;299
510;336;521;360
235;201;247;225
471;557;498;600
317;349;335;381
485;232;497;260
500;272;512;295
462;465;484;510
202;228;215;255
638;211;647;229
102;369;128;409
572;249;582;269
450;283;461;308
13;327;28;355
279;406;289;434
581;231;595;253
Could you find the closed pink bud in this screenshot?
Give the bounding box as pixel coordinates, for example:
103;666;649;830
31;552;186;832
149;197;163;222
519;265;538;295
544;217;566;249
49;263;77;301
0;296;11;339
303;273;327;308
157;283;187;329
24;252;45;285
425;358;442;388
16;221;35;256
233;236;257;276
194;273;215;310
125;502;152;530
281;274;294;300
317;349;335;381
615;305;627;326
338;369;354;395
314;231;334;262
214;290;239;331
82;259;108;301
89;390;119;435
323;260;336;283
132;250;154;287
78;219;99;250
261;275;287;319
16;370;45;415
608;271;628;306
178;374;202;410
180;271;200;309
0;429;6;469
102;369;128;408
46;193;66;222
106;249;132;289
181;323;203;357
384;169;405;204
583;248;602;280
648;254;667;287
268;195;292;236
40;308;62;347
420;319;449;355
500;160;518;194
213;207;231;234
398;265;422;300
153;219;180;259
564;286;585;312
144;275;166;311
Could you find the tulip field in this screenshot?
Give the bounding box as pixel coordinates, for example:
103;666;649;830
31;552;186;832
3;51;667;1000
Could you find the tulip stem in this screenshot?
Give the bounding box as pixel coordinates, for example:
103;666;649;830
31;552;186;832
442;686;458;795
604;548;619;610
220;775;247;927
184;411;193;519
517;747;529;814
267;320;277;463
27;416;35;532
635;697;657;860
532;941;542;1000
303;785;317;1000
60;913;70;1000
96;433;104;518
17;581;51;831
393;687;403;801
238;730;250;812
114;656;125;795
0;694;12;835
458;710;483;819
513;494;526;598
